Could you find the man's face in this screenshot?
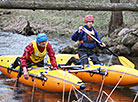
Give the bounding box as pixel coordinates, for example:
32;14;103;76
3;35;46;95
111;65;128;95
39;41;46;47
86;21;93;28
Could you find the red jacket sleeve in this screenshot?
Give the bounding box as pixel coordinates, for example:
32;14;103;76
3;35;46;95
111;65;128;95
46;42;57;68
20;43;34;68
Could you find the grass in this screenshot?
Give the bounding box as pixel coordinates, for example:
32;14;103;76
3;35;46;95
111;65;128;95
0;4;138;37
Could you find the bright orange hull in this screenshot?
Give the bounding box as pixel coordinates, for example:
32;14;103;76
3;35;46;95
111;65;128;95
0;65;85;92
57;65;138;86
0;55;85;92
50;54;138;86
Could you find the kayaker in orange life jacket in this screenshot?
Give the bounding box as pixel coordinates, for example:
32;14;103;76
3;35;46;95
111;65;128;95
72;15;106;66
8;33;57;80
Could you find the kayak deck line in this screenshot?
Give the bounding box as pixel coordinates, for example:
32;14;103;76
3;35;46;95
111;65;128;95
106;69;138;78
0;65;83;87
46;74;83;86
0;65;49;81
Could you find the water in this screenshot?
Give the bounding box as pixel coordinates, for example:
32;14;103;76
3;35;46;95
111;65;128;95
0;32;73;55
0;32;138;102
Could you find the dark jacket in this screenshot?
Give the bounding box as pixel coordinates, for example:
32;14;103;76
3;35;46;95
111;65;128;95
72;25;102;48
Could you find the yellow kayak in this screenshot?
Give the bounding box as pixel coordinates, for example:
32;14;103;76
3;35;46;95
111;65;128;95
47;54;138;86
0;55;85;92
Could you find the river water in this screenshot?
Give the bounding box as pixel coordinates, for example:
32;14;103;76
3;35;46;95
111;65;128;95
0;32;138;102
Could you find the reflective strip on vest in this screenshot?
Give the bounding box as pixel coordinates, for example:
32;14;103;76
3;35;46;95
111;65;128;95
79;29;95;44
85;29;95;43
30;40;48;63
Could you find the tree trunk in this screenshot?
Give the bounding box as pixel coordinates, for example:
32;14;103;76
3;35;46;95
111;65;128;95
108;0;124;34
0;1;138;11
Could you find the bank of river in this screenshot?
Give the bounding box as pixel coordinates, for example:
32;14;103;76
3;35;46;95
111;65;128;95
0;32;138;102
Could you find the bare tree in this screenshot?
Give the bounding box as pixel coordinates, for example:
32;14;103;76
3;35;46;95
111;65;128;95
108;0;124;34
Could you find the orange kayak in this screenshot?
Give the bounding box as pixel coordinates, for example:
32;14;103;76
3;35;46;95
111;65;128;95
0;55;85;92
47;54;138;86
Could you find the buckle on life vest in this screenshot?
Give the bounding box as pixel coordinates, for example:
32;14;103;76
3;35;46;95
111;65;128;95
79;41;84;43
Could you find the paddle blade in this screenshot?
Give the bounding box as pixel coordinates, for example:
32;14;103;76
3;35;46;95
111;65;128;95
118;56;135;68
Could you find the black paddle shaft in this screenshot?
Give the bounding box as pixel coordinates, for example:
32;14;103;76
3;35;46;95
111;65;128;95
83;28;118;57
104;47;118;57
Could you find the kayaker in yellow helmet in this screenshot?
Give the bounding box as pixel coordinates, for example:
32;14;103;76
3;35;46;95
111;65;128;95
72;15;106;66
8;33;57;80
